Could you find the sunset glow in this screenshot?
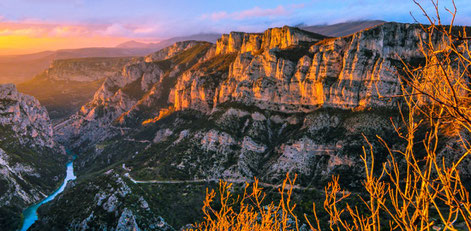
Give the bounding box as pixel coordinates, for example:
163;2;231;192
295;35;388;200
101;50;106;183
0;35;134;55
0;22;158;55
0;0;470;55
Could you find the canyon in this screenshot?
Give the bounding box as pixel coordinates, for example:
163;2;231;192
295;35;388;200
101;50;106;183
1;21;469;230
0;84;66;230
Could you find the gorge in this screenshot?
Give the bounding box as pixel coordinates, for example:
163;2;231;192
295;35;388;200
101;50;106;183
20;157;76;231
1;20;469;230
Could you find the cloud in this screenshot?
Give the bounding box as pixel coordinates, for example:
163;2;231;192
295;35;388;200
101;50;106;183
102;24;129;36
206;11;229;21
0;22;97;37
235;6;288;20
101;23;162;37
0;27;42;36
201;4;302;21
0;19;164;39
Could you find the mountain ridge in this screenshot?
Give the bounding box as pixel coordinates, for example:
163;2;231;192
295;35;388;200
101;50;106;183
25;21;471;230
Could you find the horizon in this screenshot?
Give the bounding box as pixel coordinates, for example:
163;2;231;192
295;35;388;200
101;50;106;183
2;1;471;230
1;0;471;55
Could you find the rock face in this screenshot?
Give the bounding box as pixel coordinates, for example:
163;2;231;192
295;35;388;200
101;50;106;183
203;23;425;112
45;57;133;82
32;171;176;231
17;57;133;122
0;84;55;148
0;84;66;230
215;26;326;55
54;23;431;174
43;22;456;229
54;41;214;152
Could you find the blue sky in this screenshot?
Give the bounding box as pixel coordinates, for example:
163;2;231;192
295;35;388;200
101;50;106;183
0;0;470;54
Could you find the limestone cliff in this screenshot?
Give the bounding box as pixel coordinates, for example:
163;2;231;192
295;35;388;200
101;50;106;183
37;22;466;230
215;26;326;55
0;84;66;230
178;23;427;113
18;57;133;121
55;41;214;151
45;57;133;82
0;84;55;148
56;23;427;159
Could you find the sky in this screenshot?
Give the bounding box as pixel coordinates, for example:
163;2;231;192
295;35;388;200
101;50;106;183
0;0;470;55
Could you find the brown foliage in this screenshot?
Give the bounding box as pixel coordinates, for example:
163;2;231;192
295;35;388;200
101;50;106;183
190;1;471;230
188;174;300;231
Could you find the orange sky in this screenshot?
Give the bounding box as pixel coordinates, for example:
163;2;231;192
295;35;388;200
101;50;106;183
0;35;135;55
0;22;161;55
1;0;469;56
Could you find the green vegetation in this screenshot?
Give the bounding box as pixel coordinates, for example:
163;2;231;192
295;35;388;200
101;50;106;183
121;77;145;99
169;42;213;65
193;53;237;73
273;42;316;62
17;56;134;122
118;42;215;126
33;169;214;229
17;75;104;122
0;123;67;231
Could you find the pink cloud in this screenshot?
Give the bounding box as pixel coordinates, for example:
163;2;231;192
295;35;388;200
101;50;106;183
102;24;129;36
0;19;162;39
205;11;229;21
201;4;302;21
234;6;288;20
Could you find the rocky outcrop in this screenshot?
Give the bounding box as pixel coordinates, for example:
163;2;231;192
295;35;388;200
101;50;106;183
55;41;214;152
186;23;427;113
33;171;176;231
45;57;133;82
17;57;134;121
145;40;207;62
0;84;55;148
35;22;465;230
0;84;65;230
56;23;430;166
215;26;326;55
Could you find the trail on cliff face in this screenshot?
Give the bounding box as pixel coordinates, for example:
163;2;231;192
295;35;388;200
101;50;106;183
29;22;471;230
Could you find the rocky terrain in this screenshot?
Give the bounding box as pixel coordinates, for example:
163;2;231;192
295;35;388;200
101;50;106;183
56;23;424;154
0;33;221;85
0;84;66;230
17;57;135;122
24;22;470;230
0;48;154;85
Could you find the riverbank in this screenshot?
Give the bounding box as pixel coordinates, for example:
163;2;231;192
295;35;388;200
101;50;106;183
19;157;76;231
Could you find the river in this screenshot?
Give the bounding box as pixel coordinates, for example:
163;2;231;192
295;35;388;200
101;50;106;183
20;158;76;231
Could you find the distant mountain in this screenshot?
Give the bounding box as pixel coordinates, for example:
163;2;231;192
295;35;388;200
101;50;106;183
157;33;221;45
116;33;221;49
116;40;161;49
0;33;221;85
51;47;155;59
302;20;386;37
18;56;134;122
0;48;154;84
